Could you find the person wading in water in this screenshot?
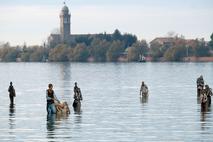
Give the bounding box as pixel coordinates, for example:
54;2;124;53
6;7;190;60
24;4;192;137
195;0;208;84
74;82;79;95
73;82;83;109
197;75;204;96
46;84;60;115
8;82;16;105
140;81;148;96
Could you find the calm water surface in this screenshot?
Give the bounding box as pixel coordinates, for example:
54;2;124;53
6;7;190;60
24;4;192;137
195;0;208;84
0;62;213;142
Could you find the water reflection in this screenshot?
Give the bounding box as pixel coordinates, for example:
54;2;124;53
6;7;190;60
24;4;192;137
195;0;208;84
46;114;69;128
8;104;15;136
46;113;70;140
60;63;72;96
74;114;82;124
197;96;201;104
9;104;15;116
200;101;212;112
60;63;71;81
46;114;56;131
201;112;209;131
140;96;148;104
73;101;82;114
200;106;212;131
73;113;82;132
46;114;56;140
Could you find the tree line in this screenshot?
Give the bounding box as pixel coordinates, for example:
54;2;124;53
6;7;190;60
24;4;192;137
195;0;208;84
0;30;213;62
151;37;213;61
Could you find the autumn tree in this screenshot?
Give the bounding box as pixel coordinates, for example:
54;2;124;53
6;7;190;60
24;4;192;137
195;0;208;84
48;44;69;62
164;46;186;61
72;43;89;62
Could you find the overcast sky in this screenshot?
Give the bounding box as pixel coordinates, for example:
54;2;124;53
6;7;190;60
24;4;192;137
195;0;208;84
0;0;213;45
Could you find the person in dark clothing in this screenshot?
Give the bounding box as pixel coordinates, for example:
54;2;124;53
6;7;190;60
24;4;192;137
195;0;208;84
74;88;83;102
8;82;16;105
74;82;79;95
73;82;82;102
140;81;148;96
73;83;83;110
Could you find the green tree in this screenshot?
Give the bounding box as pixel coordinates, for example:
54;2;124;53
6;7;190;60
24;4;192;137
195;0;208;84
75;35;93;46
173;46;187;61
90;38;110;62
106;40;125;61
122;34;137;48
112;29;122;41
30;46;48;62
195;45;210;57
4;47;21;62
208;33;213;50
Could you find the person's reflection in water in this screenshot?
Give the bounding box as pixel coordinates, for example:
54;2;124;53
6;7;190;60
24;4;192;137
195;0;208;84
46;114;56;139
200;107;211;131
73;105;82;115
140;95;148;104
9;104;15;115
46;113;69;140
200;111;207;131
73;108;82;130
9;104;16;137
74;114;83;132
74;114;82;124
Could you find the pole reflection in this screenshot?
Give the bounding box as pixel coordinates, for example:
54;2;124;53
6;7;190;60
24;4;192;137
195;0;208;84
74;114;82;124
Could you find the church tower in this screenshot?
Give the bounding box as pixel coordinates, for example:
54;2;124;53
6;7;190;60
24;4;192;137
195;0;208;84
60;3;71;43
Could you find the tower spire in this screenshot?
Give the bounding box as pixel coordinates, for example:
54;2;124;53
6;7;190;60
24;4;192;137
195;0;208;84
60;1;71;43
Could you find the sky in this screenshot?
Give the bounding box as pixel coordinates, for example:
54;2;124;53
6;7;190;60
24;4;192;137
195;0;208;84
0;0;213;46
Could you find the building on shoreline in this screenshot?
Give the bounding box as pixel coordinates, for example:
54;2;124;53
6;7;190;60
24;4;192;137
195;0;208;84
48;4;73;47
48;4;110;48
150;37;206;50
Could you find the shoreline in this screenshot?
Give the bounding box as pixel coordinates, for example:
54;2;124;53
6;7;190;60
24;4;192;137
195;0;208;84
0;61;213;63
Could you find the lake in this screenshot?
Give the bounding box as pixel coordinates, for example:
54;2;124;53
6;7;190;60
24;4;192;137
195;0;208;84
0;62;213;141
